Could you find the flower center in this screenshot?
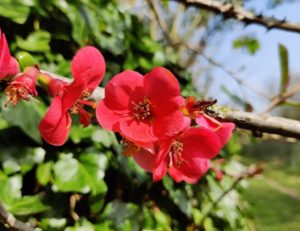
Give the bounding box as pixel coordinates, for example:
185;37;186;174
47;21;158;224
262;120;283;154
4;85;30;107
168;141;185;168
70;90;96;127
131;97;152;121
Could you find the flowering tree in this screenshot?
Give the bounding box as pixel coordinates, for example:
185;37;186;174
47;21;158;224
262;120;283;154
0;0;299;230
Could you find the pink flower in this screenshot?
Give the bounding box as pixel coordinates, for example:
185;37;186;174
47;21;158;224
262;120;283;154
96;67;188;144
131;126;223;183
0;30;19;80
39;46;106;146
195;114;235;147
4;66;39;106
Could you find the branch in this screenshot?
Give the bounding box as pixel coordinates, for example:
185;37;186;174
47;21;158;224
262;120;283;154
216;107;300;140
0;203;34;231
199;164;263;226
176;0;300;34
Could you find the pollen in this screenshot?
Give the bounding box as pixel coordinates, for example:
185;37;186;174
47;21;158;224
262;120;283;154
4;85;30;107
168;141;185;167
131;97;152;121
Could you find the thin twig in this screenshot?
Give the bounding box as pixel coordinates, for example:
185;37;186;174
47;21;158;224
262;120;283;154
263;82;300;113
199;164;263;226
175;0;300;34
0;203;34;231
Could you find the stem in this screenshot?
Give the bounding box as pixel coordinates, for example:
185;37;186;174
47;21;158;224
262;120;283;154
175;0;300;34
0;203;34;231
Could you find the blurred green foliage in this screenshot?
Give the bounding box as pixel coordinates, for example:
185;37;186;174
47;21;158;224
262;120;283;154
0;0;252;230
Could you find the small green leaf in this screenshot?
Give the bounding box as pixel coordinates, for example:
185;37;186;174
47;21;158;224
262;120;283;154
53;154;91;193
233;36;260;55
1;100;42;143
36;161;53;186
278;43;289;94
16;30;51;52
0;0;31;24
9;195;49;215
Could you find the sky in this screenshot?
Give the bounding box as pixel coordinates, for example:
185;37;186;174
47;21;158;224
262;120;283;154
195;0;300;112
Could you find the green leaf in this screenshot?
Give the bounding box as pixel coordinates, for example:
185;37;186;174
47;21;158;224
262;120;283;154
36;161;53;186
1;99;42;143
0;147;45;175
79;153;108;195
0;175;22;206
233;36;260;55
16;30;51;52
91;129;117;148
0;0;31;24
53;154;91;193
53;153;107;195
278;43;290;94
9;195;49;215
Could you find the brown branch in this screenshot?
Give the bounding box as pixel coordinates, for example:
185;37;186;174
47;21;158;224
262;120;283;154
0;203;34;231
176;0;300;34
216;107;300;139
263;82;300;113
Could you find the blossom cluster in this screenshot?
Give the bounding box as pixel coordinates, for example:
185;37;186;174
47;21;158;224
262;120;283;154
0;30;234;183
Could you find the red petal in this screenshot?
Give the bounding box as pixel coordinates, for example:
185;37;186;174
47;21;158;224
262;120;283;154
119;118;157;143
215;122;235;147
103;70;144;112
152;110;187;138
176;158;210;181
151;96;188;138
62;81;85;111
132;148;155;172
71;46;106;90
168;167;204;184
96;100;121;132
153;140;172;182
180;127;222;160
0;32;19;79
144;67;180;104
39;97;71;146
196;115;235;147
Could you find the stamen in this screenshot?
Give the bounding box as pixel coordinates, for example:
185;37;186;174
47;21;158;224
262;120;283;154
131;97;152;121
4;85;30;107
168;141;185;167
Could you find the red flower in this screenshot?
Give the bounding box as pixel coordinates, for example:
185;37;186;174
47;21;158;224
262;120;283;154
96;67;188;144
131;126;223;183
4;66;39;106
39;46;106;146
195;114;235;147
0;30;19;80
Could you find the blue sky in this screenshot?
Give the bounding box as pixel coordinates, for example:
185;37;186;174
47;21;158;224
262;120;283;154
194;0;300;111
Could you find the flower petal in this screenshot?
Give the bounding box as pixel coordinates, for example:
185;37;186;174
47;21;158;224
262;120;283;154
39;97;71;146
180;127;222;160
132;148;155;172
0;32;19;79
103;70;144;112
144;67;180;103
176;158;210;181
168;166;207;184
96;100;121;132
153;140;173;182
71;46;106;90
196;115;235;147
119;118;157;143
